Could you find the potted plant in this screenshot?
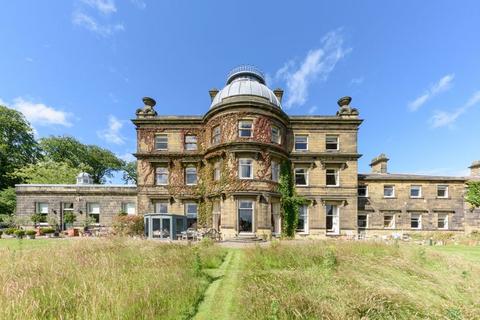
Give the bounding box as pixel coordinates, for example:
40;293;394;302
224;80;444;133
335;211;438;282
64;212;78;237
31;213;45;228
41;227;55;238
47;216;60;237
26;230;36;239
14;229;25;239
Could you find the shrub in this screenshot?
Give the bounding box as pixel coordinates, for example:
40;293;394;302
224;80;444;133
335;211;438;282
26;230;36;236
112;215;144;236
31;213;46;225
14;230;25;238
0;230;3;237
4;227;18;235
63;212;76;225
40;227;55;234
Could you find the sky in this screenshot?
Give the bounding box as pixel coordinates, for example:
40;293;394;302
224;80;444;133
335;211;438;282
1;0;480;182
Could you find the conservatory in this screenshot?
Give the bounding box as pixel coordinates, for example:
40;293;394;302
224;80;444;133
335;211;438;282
144;213;188;240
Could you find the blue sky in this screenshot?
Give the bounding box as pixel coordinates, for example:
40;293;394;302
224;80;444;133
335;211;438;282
1;0;480;182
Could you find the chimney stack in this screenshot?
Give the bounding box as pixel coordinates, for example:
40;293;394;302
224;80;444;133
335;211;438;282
469;161;480;176
273;88;284;103
209;88;219;102
370;154;389;174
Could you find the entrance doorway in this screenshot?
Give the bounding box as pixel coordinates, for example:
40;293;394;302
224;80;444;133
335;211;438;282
326;204;339;235
238;200;253;233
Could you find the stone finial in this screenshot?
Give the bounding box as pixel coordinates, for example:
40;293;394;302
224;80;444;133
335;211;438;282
370;153;389;174
136;97;157;118
209;88;219;102
273;88;284;103
336;96;359;118
469;160;480;176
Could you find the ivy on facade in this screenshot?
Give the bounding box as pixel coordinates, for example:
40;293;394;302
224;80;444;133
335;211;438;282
278;159;306;237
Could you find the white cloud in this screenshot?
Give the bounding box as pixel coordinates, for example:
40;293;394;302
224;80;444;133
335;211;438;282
408;74;454;111
118;152;136;162
25;57;34;63
430;90;480;128
276;29;351;109
98;115;125;144
81;0;117;14
72;11;124;37
3;97;72;127
350;77;364;86
307;106;318;114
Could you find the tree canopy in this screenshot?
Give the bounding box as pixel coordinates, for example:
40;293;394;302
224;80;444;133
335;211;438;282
122;161;137;184
0;187;16;216
0;105;40;189
466;181;480;209
39;136;125;183
12;161;78;184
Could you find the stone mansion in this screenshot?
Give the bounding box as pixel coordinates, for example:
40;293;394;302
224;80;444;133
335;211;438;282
15;65;480;239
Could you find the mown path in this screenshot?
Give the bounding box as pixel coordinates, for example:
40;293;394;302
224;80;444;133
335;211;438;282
193;249;243;320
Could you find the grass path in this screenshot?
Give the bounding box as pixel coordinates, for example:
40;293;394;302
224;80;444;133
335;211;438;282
194;249;243;320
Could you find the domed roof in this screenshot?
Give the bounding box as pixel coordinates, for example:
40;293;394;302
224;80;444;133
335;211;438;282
210;65;281;109
76;172;93;185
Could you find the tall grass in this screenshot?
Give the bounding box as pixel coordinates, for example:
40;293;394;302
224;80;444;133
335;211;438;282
237;241;480;320
0;238;225;319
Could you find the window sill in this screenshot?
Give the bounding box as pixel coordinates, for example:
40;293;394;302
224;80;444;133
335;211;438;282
239;177;253;180
296;185;309;187
436;197;450;200
326;185;340;188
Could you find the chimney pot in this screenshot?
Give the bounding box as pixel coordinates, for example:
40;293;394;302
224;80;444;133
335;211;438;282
469;160;480;176
370;153;389;174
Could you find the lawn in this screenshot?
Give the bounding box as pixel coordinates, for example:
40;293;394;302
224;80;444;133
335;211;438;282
0;238;479;320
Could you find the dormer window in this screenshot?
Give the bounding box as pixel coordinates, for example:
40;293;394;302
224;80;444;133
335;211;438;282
238;120;253;137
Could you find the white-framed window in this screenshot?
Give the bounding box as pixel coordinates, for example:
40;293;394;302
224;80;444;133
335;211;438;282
326;204;339;234
326;169;339;186
36;202;49;214
239;159;253;179
410;185;422;198
294;135;308;151
185;166;197;185
122;202;136;215
213;161;221;181
358;185;368;197
154;201;168;214
294;167;308;186
238;120;253;137
297;205;308;233
410;213;422;229
156;166;169;185
358;214;368;229
437;185;449;198
384;214;395;229
271;161;280;182
437;214;449;229
384;185;395;198
326;135;339;150
184;135;197;151
185;202;198;229
63;203;74;214
212;126;221;145
87;203;100;224
155;134;168;150
271;125;281;144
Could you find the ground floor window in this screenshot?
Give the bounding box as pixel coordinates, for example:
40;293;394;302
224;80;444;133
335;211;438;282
437;214;448;229
185;202;198;229
122;202;136;215
384;214;395;229
238;200;253;233
410;213;422;229
326;205;339;234
87;203;100;223
35;202;48;223
297;205;308;233
358;214;368;229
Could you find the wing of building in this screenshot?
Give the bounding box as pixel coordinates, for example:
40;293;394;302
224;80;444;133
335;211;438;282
15;65;480;239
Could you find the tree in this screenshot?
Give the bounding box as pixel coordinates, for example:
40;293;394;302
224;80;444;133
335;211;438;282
11;160;78;184
466;181;480;210
122;161;137;184
0;187;16;215
0;105;40;189
39;136;125;183
278;160;307;237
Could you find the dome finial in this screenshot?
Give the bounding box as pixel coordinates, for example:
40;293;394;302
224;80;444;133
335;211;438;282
226;65;265;85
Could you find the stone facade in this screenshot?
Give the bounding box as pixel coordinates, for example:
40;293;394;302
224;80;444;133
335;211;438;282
15;183;137;229
14;65;480;238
